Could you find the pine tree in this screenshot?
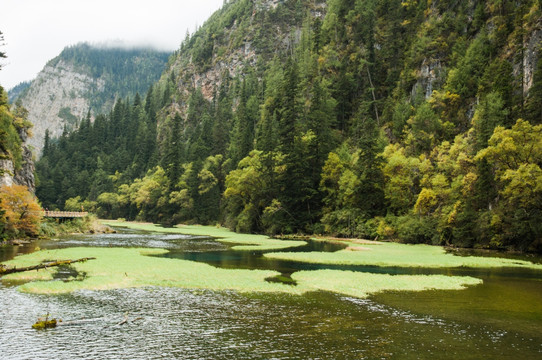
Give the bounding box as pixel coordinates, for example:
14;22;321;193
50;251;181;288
228;78;256;166
525;53;542;124
354;111;385;221
278;57;299;155
42;129;51;158
163;113;184;188
0;31;6;70
212;76;232;156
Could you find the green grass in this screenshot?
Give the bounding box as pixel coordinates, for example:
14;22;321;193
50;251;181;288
1;247;483;298
101;220;306;251
265;241;542;269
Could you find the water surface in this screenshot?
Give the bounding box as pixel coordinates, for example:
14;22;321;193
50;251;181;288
1;231;541;359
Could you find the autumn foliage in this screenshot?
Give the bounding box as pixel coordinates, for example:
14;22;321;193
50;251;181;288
0;184;42;239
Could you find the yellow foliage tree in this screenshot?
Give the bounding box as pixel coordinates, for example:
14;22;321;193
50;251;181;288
0;184;42;238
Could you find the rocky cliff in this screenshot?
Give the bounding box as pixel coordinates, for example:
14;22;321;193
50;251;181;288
18;59;101;154
13;44;171;156
0;87;35;191
0;140;35;191
158;0;326;118
12;126;35;190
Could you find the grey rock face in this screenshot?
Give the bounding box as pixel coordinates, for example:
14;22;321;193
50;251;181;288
18;60;99;156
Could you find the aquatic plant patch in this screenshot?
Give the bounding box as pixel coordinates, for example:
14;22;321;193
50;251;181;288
1;247;297;295
292;270;483;299
1;247;482;298
101;220;306;251
265;241;542;269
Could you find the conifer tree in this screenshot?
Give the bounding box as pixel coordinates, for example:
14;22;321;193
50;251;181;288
354;111;385;221
0;31;6;70
525;53;542;124
212;76;233;156
274;57;302;232
163;113;184;188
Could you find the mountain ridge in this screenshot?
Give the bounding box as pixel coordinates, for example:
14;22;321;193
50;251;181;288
14;43;171;154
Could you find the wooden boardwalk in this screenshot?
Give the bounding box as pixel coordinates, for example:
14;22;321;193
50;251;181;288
43;211;89;219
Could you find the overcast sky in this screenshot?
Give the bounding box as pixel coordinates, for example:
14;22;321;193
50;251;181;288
0;0;224;89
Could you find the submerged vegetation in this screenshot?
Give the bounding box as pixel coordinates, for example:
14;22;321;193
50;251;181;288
4;221;541;299
265;241;542;269
1;246;483;298
103;220;542;270
101;220;305;251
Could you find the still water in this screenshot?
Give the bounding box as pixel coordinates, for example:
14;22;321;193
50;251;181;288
1;231;542;359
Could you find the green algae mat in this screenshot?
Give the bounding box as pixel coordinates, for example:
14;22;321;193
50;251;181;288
100;220;306;251
2;221;541;297
264;240;542;269
1;247;482;297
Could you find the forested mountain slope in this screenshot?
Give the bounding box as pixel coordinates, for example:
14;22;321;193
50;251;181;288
14;43;170;154
7;81;30;104
37;0;542;251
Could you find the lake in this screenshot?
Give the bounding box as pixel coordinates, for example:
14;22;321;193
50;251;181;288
1;230;541;359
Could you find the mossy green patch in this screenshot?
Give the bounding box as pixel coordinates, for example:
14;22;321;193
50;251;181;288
265;241;542;269
2;247;297;295
292;270;483;299
101;220;305;251
1;247;483;298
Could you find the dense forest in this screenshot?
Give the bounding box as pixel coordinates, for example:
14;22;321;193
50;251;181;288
36;0;542;251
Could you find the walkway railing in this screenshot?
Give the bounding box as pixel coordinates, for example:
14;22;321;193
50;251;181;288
43;211;89;218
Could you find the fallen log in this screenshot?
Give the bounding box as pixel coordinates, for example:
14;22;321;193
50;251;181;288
32;313;60;330
0;257;96;276
32;319;58;330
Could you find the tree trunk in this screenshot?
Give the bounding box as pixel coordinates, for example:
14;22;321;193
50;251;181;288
0;257;96;275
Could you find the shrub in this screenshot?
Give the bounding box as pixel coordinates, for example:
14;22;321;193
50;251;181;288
0;184;43;238
395;214;438;244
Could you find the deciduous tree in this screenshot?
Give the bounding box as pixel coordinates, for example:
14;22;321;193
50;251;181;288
0;185;42;238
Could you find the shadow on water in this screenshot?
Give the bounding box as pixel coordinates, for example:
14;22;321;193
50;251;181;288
156;243;542;282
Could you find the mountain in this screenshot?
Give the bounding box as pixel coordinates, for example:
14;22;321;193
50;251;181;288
36;0;542;251
7;81;30;104
14;43;171;154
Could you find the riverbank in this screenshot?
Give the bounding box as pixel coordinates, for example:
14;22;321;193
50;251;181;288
0;215;114;247
40;215;115;238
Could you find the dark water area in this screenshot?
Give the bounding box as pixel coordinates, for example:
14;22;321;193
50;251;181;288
1;231;542;359
161;246;542;281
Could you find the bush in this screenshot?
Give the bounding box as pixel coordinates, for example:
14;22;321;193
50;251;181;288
39;220;58;237
0;184;43;238
395;214;438;244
